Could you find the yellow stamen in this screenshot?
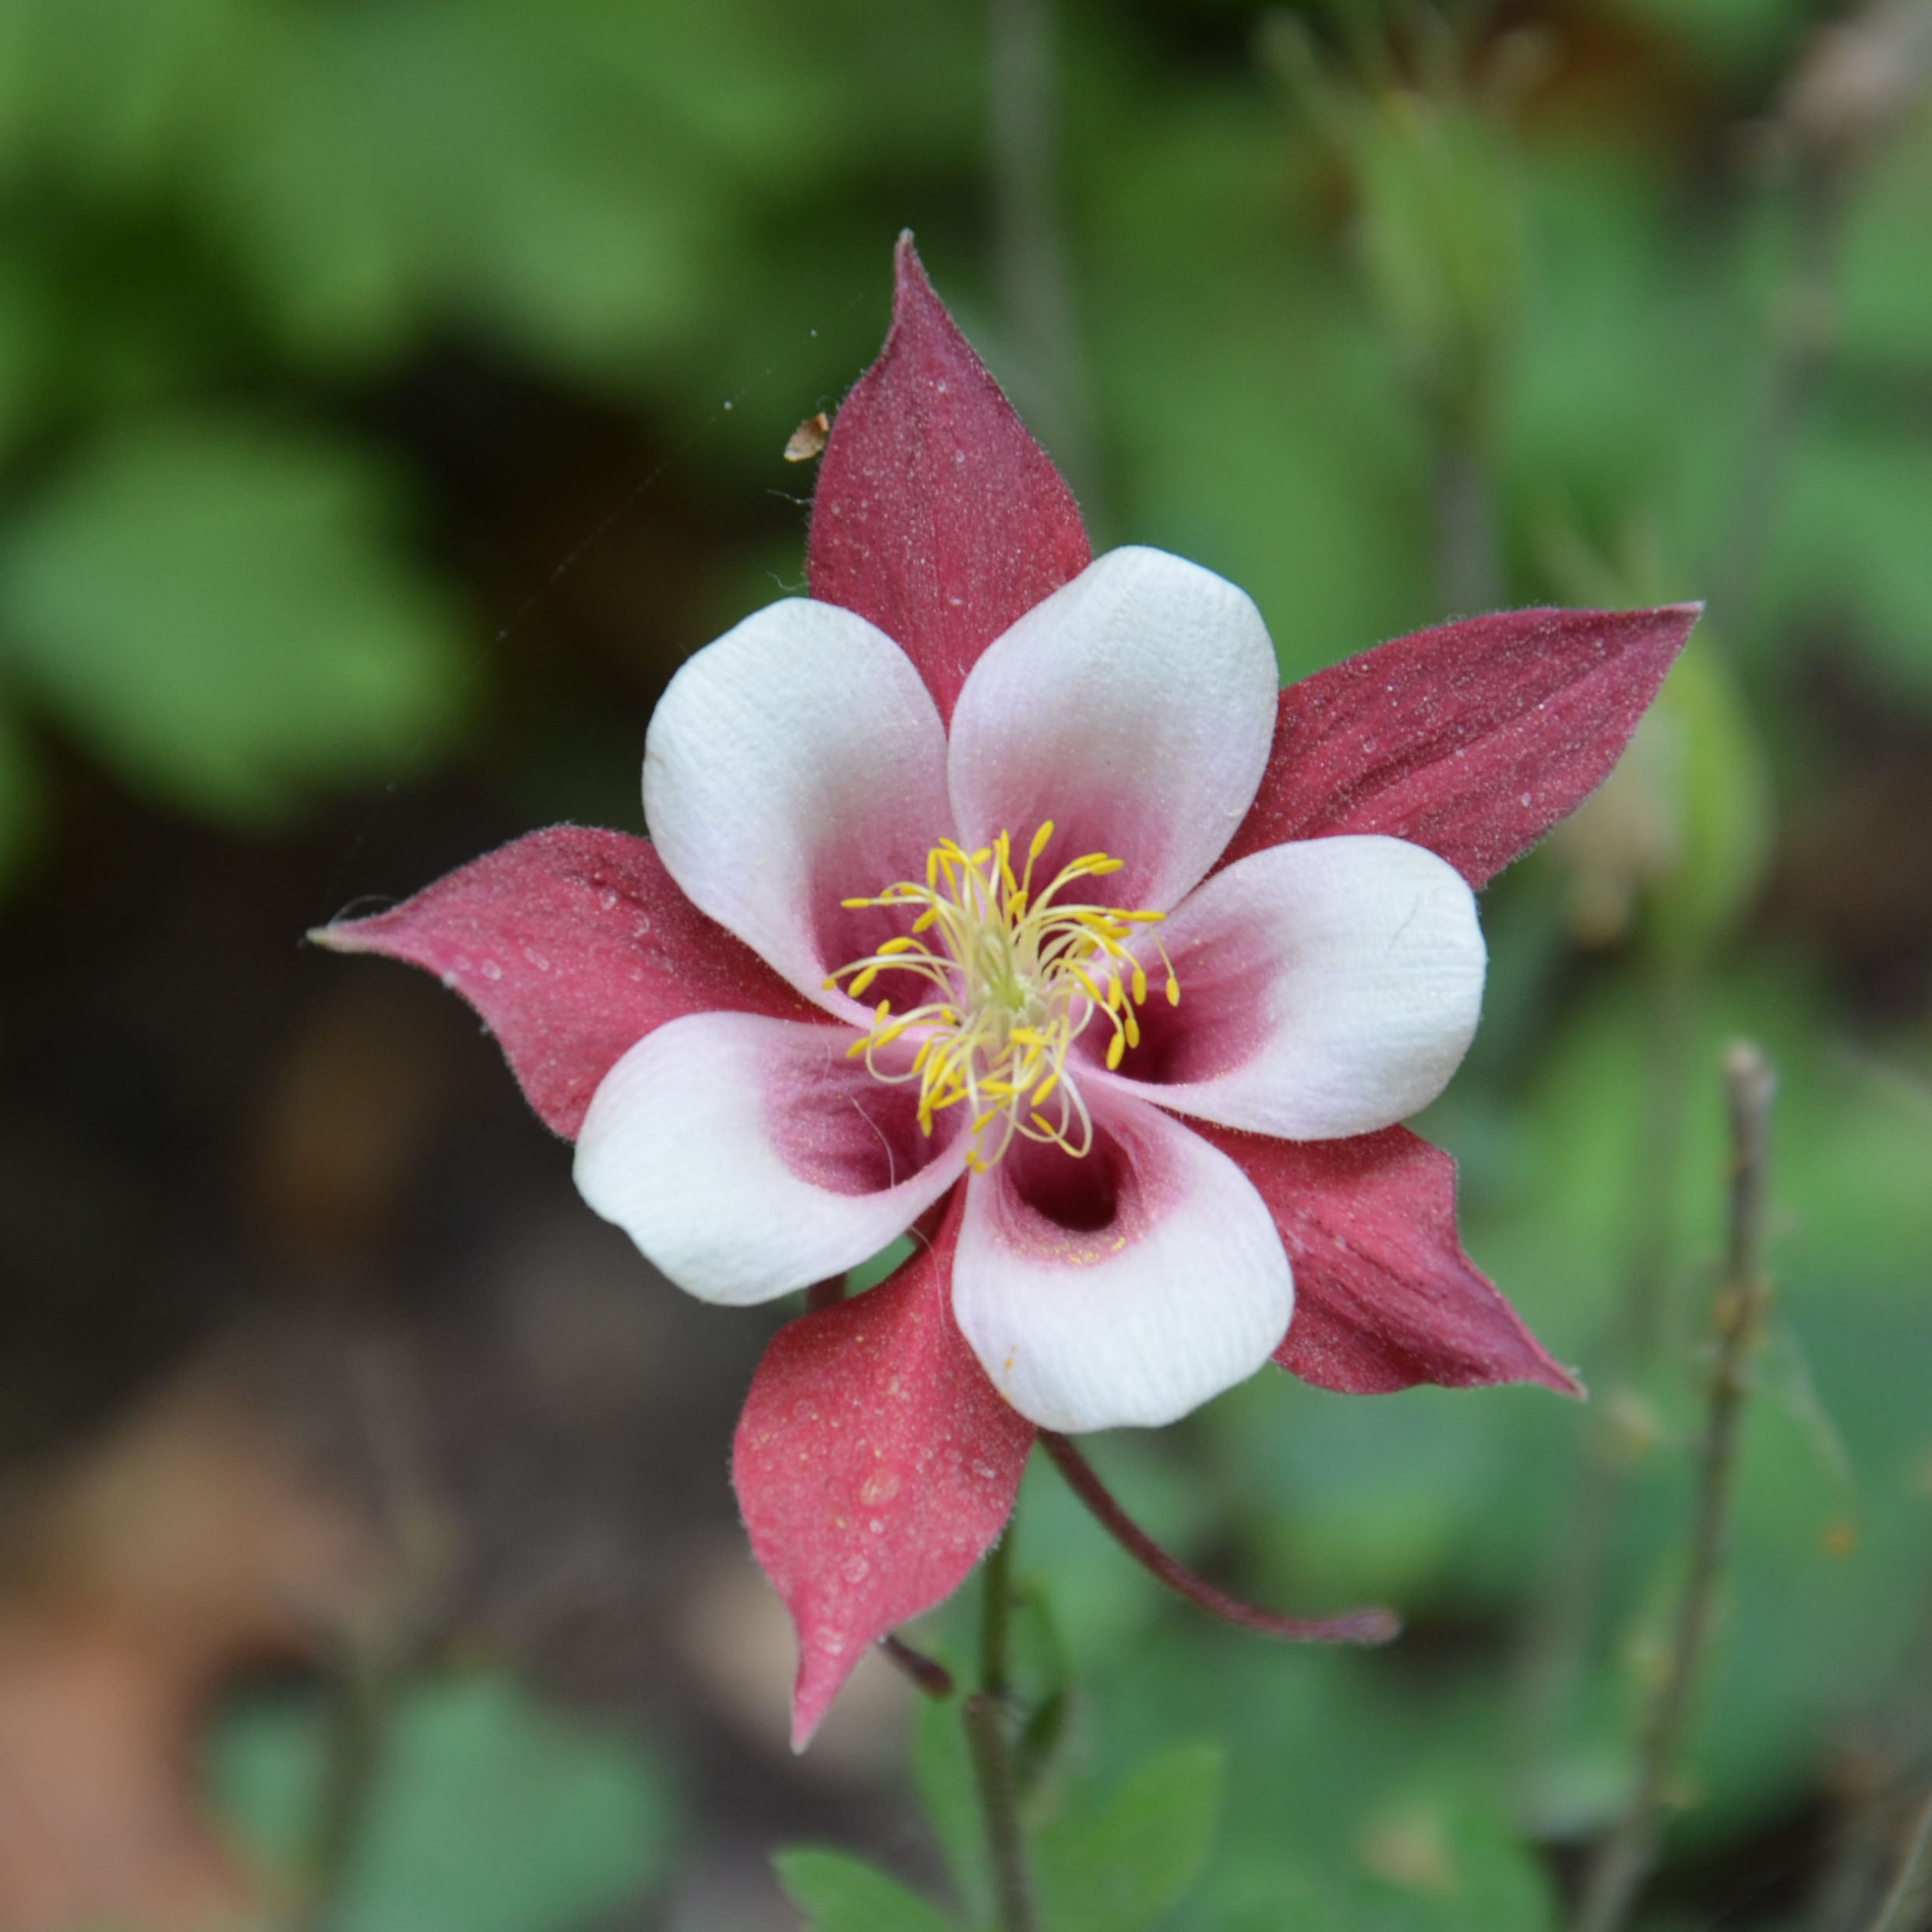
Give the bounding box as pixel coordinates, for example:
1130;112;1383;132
824;822;1180;1169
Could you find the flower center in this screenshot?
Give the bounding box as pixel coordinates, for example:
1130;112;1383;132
824;823;1179;1172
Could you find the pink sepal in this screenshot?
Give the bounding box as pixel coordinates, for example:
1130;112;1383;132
313;827;816;1141
1196;1123;1580;1396
808;234;1091;724
1221;605;1701;889
733;1197;1035;1749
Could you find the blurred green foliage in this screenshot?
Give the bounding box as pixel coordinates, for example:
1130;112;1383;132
0;415;465;819
1;0;1927;1923
210;1670;669;1930
784;1709;1222;1931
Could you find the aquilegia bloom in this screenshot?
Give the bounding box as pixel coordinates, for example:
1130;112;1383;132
319;238;1698;1744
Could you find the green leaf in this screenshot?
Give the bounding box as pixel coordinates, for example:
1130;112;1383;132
0;0;249;191
774;1847;957;1932
209;1671;670;1932
915;1690;990;1927
1350;1794;1560;1932
0;412;467;823
1034;1743;1222;1932
189;0;845;376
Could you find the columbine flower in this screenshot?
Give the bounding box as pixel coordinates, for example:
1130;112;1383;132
317;238;1698;1744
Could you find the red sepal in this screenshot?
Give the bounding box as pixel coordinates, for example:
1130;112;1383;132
808;234;1091;724
1197;1123;1579;1396
312;827;816;1141
1220;605;1701;889
733;1195;1034;1748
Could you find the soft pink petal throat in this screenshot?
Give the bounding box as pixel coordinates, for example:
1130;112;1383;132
574;1013;966;1306
953;1090;1294;1430
1102;835;1486;1141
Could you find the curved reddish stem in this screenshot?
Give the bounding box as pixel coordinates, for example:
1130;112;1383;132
1037;1432;1400;1646
878;1633;956;1698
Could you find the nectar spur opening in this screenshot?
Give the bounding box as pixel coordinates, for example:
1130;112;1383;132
823;823;1179;1173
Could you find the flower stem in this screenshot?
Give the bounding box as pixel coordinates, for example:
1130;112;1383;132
878;1633;955;1698
1866;1786;1932;1932
965;1525;1037;1932
1038;1431;1399;1644
1572;1042;1778;1932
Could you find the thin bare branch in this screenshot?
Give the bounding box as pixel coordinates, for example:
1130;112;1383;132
1573;1042;1779;1932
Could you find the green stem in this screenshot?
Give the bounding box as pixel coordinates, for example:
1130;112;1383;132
300;1641;397;1932
1572;1043;1778;1932
965;1526;1036;1932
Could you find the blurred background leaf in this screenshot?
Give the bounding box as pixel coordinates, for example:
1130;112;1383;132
0;413;467;822
774;1846;958;1932
210;1670;670;1932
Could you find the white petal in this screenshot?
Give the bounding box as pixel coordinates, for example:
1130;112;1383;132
952;1094;1292;1430
574;1013;966;1305
643;598;953;1016
1101;834;1486;1139
947;547;1278;913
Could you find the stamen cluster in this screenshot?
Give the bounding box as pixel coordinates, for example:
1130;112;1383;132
824;823;1179;1172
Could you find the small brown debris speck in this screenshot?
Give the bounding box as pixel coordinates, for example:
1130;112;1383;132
784;412;831;463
